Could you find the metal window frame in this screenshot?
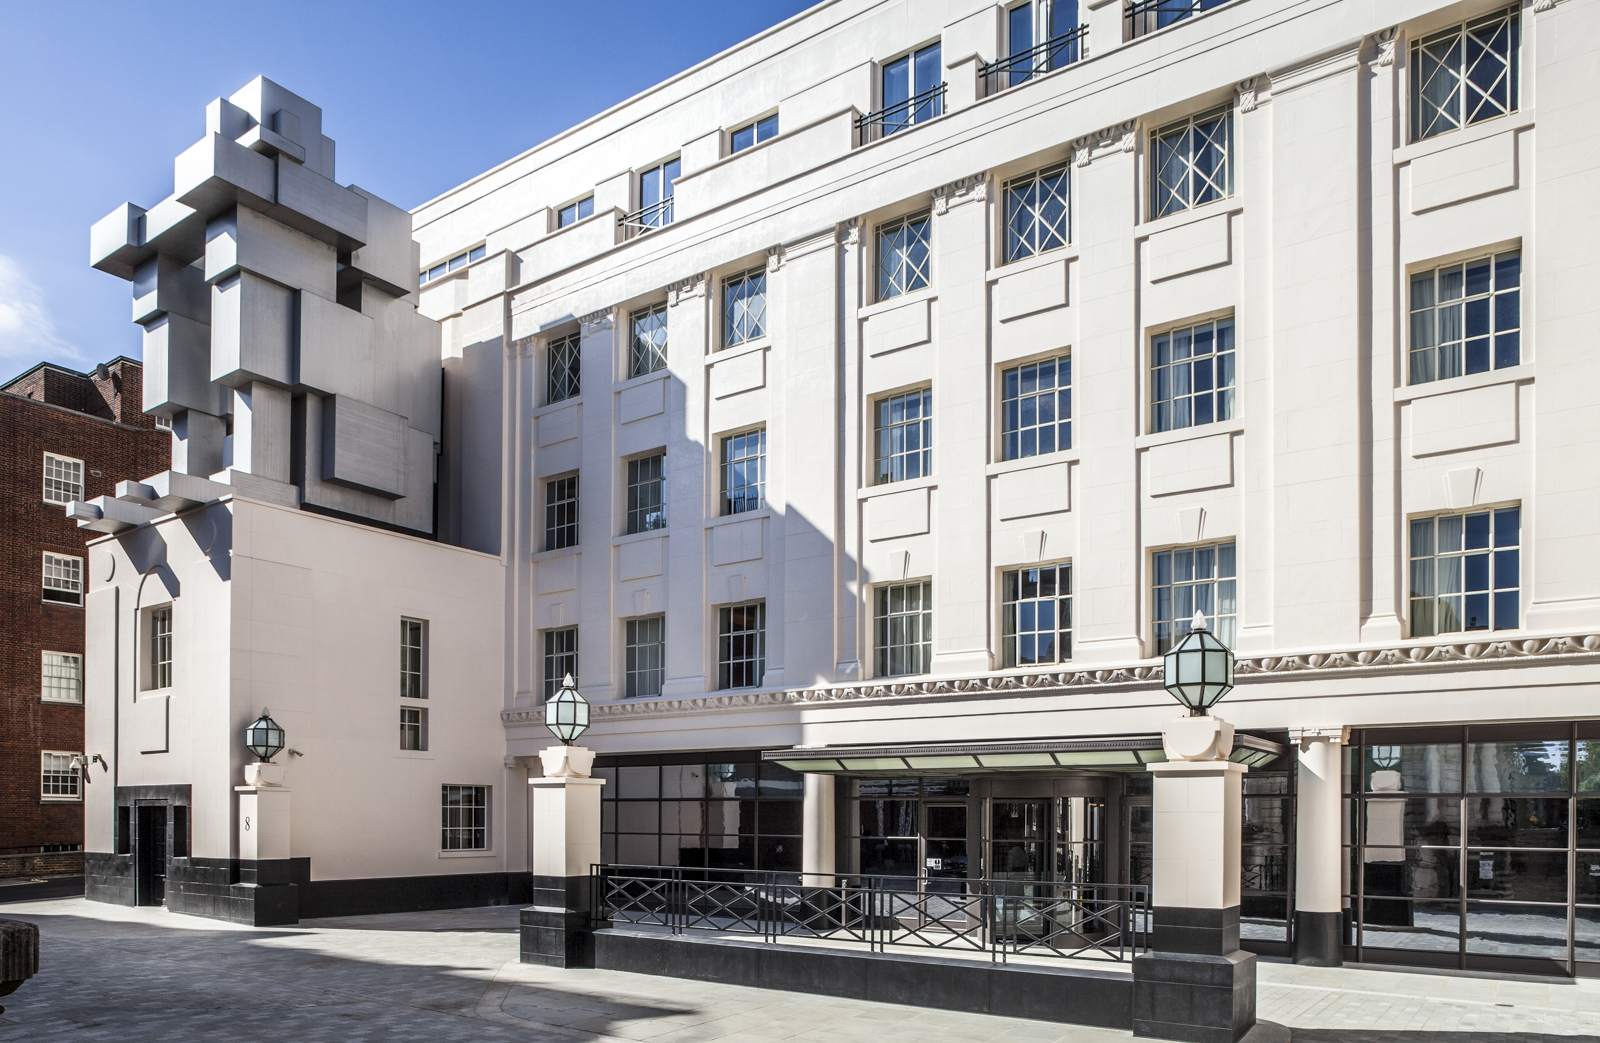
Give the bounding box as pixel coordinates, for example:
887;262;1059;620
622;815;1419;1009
626;453;667;535
547;332;582;403
630;302;669;378
723;266;769;348
1151;540;1238;654
1000;353;1072;461
1003;162;1071;263
40;750;83;802
543;626;579;700
625;615;667;698
440;783;490;851
1150;105;1232;220
1001;561;1074;667
149;605;173;690
718;602;767;690
400;617;427;700
1410;6;1520;143
1406;249;1522;386
873;580;933;678
730;113;780;153
400;706;426;751
41;552;83;606
873;387;933;486
1406;503;1522;639
545;474;580;550
876;211;933;302
721;428;767;515
1149;315;1236;434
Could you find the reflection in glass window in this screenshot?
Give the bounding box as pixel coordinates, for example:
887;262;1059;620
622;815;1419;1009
731;114;778;153
874;388;931;485
877;212;931;301
874;581;931;677
542;627;578;700
1466;740;1567;793
629;303;668;378
720;429;766;515
723;267;768;348
718;602;765;689
558;197;594;228
547;332;581;403
1002;355;1070;459
1409;507;1520;636
1004;163;1070;263
1152;541;1236;653
1153;107;1231;219
626;454;666;534
625;616;665;698
1001;563;1072;666
1409;251;1520;384
1411;7;1520;142
1152;317;1235;433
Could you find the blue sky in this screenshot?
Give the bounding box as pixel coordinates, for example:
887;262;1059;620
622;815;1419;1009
0;0;812;380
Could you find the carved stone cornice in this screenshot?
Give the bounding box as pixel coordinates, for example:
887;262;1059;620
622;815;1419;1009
508;336;535;360
931;173;988;215
1368;27;1399;66
1072;120;1138;168
667;273;708;306
579;307;613;333
495;634;1600;726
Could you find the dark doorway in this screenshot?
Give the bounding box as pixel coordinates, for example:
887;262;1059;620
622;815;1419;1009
136;804;168;905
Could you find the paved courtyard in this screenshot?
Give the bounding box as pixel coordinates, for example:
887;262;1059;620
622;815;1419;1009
3;897;1600;1042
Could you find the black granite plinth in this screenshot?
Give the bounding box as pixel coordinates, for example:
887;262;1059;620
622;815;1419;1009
1292;910;1343;967
520;874;598;968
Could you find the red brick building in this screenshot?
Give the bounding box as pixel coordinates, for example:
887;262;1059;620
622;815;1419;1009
1;356;168;868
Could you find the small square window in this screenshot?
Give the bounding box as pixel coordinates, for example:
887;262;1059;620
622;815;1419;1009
401;706;428;751
1411;7;1520;142
731;114;780;154
441;785;489;850
558;197;595;228
1410;506;1521;637
42;652;83;704
43;453;84;505
1152;542;1237;654
1003;163;1070;263
43;552;83;606
877;212;932;301
1152;107;1232;219
1408;251;1521;384
41;752;82;802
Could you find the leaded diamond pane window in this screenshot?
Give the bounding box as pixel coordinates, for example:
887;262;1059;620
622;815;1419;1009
875;581;932;678
627;454;666;534
875;388;931;485
1410;507;1520;637
1152;317;1235;433
718;603;766;689
724;267;768;348
1153;542;1236;654
721;429;766;515
1004;163;1070;263
42;552;82;606
877;212;931;301
1003;563;1072;666
43;453;83;505
545;475;579;550
1153;107;1231;219
1412;7;1519;142
543;627;578;700
630;303;668;378
1002;355;1071;460
626;616;666;698
547;332;581;403
441;785;488;850
1408;251;1521;385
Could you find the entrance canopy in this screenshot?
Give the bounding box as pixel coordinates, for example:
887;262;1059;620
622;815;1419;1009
761;732;1286;775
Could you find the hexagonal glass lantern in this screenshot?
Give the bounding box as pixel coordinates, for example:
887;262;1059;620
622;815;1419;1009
545;674;590;745
246;709;286;762
1162;612;1235;716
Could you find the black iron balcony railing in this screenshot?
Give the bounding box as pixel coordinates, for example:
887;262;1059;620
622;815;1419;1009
856;83;947;145
982;26;1089;95
1127;0;1230;40
619;196;674;237
594;863;1152;962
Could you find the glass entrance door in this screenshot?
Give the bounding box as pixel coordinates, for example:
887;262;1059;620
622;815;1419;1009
924;803;969;892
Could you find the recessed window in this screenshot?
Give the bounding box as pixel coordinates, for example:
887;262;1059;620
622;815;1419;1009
441;785;489;850
545;475;579;551
626;454;667;534
630;303;668;378
149;606;173;689
723;267;768;348
718;603;766;689
877;212;931;301
1410;507;1520;637
400;706;428;751
869;42;943;139
875;581;932;677
543;627;578;700
1152;107;1231;220
1152;317;1235;434
874;388;931;485
1408;251;1521;385
41;752;82;803
996;1;1083;89
42;652;83;704
1003;163;1070;263
419;246;487;286
1411;6;1519;142
547;332;581;404
636;158;681;231
1002;355;1071;460
43;453;84;505
625;616;666;698
1002;563;1072;666
721;429;766;515
401;618;427;699
731;115;779;153
1153;541;1237;654
42;552;83;606
558;196;595;228
1127;0;1230;40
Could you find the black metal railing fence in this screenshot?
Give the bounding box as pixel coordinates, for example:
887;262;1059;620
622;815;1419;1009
981;26;1089;95
856;83;947;145
594;863;1151;962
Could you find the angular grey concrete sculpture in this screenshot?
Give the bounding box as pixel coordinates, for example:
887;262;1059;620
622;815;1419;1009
90;77;440;534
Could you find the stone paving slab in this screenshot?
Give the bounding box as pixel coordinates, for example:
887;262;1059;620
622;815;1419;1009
3;897;1600;1041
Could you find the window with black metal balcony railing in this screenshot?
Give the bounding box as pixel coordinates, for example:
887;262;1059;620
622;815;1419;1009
1125;0;1232;40
859;42;944;145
